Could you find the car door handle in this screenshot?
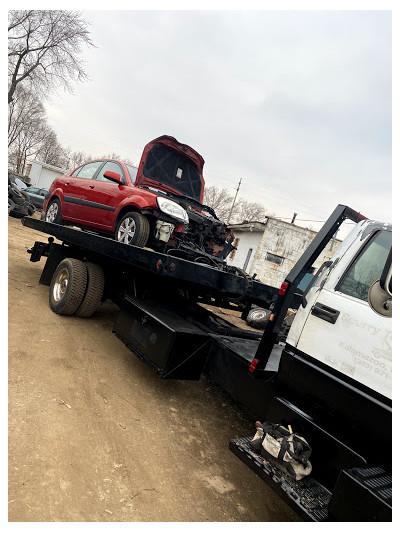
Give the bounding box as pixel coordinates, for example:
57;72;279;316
65;181;70;185
89;185;95;189
311;302;340;324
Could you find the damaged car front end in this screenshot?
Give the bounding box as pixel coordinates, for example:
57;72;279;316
136;135;236;264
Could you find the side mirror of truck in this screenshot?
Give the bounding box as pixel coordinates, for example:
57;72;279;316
368;248;392;317
103;170;122;184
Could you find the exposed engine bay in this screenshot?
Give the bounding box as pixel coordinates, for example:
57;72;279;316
141;185;236;266
173;196;236;264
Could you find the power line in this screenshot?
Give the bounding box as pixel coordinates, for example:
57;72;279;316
272;217;356;224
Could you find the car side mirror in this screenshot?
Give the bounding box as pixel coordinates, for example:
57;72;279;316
368;247;392;317
103;170;122;184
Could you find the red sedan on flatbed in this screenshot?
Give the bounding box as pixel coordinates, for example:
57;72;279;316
44;135;235;263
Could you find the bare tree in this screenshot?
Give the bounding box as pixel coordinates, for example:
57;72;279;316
8;86;43;148
36;128;68;169
97;153;136;166
202;185;234;221
8;10;94;103
203;185;270;223
232;199;267;223
63;149;88;170
8;87;48;174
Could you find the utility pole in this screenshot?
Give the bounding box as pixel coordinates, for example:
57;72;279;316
227;178;242;223
291;212;297;224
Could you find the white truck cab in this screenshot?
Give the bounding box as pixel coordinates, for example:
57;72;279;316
287;219;392;399
236;207;392;521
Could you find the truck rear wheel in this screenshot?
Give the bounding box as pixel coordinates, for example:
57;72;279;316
75;263;105;318
49;258;88;315
115;212;150;247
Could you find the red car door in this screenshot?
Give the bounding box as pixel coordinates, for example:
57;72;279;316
61;161;105;224
86;161;128;230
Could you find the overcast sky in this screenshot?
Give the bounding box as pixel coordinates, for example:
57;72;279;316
44;9;392;236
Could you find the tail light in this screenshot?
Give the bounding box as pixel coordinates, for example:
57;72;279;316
279;282;289;296
249;358;258;373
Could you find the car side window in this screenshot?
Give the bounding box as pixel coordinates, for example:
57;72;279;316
75;161;104;180
71;166;82;177
96;161;124;183
28;187;40;194
336;230;392;302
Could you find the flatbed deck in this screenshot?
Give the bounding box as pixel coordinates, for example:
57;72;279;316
22;217;278;308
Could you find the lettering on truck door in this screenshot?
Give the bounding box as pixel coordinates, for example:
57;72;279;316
295;229;392;399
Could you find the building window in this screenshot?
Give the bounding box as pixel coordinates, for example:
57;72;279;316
265;252;284;265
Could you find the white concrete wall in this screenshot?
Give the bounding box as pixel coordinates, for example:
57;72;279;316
226;231;263;272
247;218;342;288
28;162;67;189
28;162;42;186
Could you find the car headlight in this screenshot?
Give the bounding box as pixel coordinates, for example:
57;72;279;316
156;197;189;224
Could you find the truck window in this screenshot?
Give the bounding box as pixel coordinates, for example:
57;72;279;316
336;230;391;302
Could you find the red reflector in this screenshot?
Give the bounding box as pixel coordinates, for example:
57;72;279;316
156;260;162;269
249;359;258;373
279;282;289;296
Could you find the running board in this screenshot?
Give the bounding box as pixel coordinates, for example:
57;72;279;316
229;436;331;521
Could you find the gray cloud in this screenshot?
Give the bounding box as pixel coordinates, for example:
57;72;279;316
45;10;392;232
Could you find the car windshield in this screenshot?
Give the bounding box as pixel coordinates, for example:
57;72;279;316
14;177;27;190
143;144;202;201
126;165;138;183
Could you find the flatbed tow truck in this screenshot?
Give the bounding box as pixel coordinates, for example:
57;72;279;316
22;203;392;522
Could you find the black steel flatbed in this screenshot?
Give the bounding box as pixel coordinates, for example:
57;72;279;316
22;217;278;308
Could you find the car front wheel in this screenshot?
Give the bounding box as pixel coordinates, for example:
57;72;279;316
115;212;150;247
45;198;62;224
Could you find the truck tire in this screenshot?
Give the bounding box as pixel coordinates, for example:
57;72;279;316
75;263;105;318
246;307;272;329
45;198;62;224
49;258;88;315
115;212;150;247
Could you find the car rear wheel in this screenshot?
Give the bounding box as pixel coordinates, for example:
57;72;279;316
115;212;150;247
49;258;88;315
45;198;62;224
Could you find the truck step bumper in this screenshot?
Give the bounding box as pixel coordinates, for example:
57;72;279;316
229;436;331;521
328;466;392;521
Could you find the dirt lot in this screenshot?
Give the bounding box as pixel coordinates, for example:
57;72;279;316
8;213;301;522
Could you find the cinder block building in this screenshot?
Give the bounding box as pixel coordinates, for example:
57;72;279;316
227;217;341;288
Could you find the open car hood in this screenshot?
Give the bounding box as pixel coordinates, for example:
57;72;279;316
135;135;205;203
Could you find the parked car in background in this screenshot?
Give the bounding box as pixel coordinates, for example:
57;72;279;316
23;187;49;209
43;135;235;263
9;176;30;191
8;178;35;218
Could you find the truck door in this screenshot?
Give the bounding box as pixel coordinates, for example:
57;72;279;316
294;228;392;399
